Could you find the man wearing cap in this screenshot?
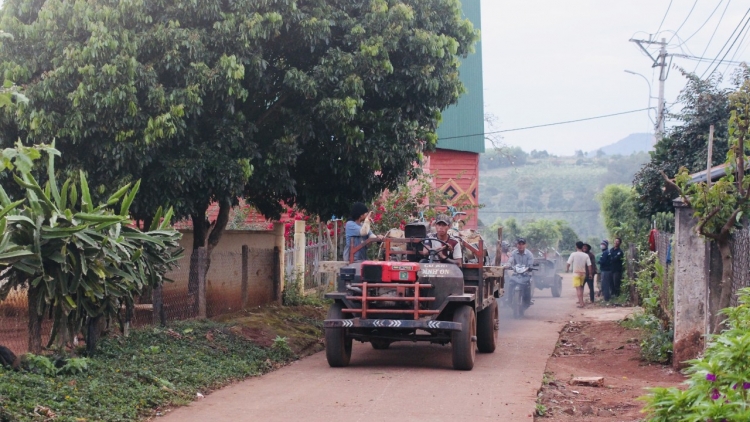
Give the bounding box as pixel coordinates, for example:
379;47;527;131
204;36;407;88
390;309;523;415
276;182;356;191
505;238;535;305
598;240;613;301
343;202;384;262
420;215;463;266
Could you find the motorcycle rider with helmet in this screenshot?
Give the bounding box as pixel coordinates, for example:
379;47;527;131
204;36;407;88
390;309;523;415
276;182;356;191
506;238;535;307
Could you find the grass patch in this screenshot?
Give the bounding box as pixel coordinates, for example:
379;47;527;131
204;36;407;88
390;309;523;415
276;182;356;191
0;314;318;422
619;313;673;364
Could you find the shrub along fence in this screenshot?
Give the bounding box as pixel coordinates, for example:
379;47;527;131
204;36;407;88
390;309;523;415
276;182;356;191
1;238;282;355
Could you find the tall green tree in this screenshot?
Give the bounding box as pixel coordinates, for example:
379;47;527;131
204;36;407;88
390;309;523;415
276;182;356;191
634;69;749;218
0;0;477;267
597;184;648;245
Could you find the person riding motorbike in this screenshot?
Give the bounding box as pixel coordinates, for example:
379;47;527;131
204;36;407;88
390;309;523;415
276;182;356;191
419;214;463;267
505;238;535;307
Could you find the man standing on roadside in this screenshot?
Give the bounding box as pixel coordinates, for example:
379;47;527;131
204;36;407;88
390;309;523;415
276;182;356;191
581;243;597;304
598;240;613;301
610;237;625;297
595;240;606;298
566;241;591;308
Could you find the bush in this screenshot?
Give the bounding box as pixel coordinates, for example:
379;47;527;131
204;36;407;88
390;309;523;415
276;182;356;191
640;288;750;421
620;313;673;364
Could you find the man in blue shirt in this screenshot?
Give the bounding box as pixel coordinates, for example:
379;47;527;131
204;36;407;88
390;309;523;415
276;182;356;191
609;237;625;297
343;202;383;262
598;240;613;301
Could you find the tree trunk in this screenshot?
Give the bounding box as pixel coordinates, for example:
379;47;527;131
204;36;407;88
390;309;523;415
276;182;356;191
714;240;734;333
85;315;102;356
27;283;43;354
187;197;232;305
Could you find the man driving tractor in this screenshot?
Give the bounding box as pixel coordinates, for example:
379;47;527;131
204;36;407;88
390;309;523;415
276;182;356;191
420;214;463;267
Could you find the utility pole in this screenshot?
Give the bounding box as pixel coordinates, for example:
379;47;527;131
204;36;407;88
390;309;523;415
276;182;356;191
629;37;668;143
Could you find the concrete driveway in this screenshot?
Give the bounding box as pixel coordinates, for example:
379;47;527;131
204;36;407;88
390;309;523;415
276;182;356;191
163;274;583;422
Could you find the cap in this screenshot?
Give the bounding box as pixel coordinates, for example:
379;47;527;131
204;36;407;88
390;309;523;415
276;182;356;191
583;243;592;250
350;202;369;221
601;239;609;247
516;237;526;244
435;214;451;225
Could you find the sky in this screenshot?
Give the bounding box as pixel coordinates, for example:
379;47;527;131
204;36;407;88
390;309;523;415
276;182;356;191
480;0;750;156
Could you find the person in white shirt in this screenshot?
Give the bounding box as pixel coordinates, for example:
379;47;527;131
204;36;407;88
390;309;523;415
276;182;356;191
566;241;592;308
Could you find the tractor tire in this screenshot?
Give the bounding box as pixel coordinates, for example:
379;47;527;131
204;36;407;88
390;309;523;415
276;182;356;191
370;339;391;350
551;276;562;298
451;305;476;370
477;299;498;353
325;302;352;367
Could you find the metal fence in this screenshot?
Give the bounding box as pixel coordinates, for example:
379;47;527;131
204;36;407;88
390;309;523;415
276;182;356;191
0;247;279;355
284;242;332;290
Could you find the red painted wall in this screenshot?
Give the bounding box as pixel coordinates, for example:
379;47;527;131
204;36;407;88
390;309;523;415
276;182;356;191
424;149;480;229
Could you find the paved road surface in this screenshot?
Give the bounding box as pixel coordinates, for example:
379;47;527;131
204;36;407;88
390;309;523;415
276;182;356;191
164;274;583;422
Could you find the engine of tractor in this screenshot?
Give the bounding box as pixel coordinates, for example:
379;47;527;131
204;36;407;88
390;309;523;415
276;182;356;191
359;261;425;310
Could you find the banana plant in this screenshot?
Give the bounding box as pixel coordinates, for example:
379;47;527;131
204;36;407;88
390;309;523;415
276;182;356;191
0;142;183;354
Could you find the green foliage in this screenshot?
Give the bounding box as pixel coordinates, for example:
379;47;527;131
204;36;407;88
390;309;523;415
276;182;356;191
641;288;750;421
0;320;300;421
620;313;673;364
281;271;327;307
597;184;649;247
522;219;561;251
0;143;183;350
485;217;578;253
634;68;750;218
271;336;294;360
479;146;528;170
535;403;548;417
0;0;479;229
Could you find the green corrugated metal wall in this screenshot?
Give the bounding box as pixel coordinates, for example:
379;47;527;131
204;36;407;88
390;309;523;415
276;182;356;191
435;0;485;154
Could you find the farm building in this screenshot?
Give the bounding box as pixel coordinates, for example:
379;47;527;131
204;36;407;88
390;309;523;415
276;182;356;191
428;0;485;229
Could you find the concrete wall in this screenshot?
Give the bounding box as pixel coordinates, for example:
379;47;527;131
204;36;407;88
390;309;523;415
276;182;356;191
161;224;286;319
672;201;709;368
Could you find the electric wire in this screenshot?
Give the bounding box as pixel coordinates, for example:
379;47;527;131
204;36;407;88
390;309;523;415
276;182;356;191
673;53;746;65
480;210;601;215
700;7;750;79
654;0;674;37
722;19;750;75
694;0;733;73
667;0;700;45
438;108;655;141
677;0;724;47
703;9;750;79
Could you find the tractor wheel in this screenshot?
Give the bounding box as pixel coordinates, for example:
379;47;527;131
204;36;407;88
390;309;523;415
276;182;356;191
551;276;562;298
451;305;476;370
370;339;391;350
325;302;352;367
477;299;498;353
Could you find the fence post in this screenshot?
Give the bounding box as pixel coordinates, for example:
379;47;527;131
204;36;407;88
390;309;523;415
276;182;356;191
294;220;306;294
494;227;503;266
241;245;249;309
273;246;281;302
152;285;166;326
196;247;207;318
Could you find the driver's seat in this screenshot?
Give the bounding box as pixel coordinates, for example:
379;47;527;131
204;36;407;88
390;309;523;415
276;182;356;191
404;222;428;262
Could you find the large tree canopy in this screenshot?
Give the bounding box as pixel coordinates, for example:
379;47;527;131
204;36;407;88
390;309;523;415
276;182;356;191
633;69;749;218
0;0;478;250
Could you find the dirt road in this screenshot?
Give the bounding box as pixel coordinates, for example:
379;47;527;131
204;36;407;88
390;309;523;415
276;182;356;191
163;275;586;422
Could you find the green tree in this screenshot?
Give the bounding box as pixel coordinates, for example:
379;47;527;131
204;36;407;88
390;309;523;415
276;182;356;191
597;184;648;245
634;69;749;218
665;77;750;332
554;219;579;252
521;219;561;251
0;0;477;269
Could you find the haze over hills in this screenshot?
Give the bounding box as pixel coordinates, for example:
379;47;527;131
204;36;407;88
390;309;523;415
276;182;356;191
591;133;654;156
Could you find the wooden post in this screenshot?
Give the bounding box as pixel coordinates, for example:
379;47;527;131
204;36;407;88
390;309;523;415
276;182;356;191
707;125;715;189
241;245;249;309
196;247;207;319
273;246;281;302
272;222;286;300
152;285;166;326
494;227;503;266
294;220;306;294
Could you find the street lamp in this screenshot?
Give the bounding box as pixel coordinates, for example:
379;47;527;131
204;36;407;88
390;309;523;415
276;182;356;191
624;70;655;126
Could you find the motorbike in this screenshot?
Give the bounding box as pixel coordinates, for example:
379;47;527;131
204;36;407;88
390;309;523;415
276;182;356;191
506;264;536;318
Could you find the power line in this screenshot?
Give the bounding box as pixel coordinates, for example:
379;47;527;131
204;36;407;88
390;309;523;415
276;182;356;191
439;108;654;141
694;0;732;73
723;17;750;75
700;7;750;79
480;210;600;215
667;0;700;45
672;53;746;65
706;10;750;78
678;0;724;47
655;0;674;37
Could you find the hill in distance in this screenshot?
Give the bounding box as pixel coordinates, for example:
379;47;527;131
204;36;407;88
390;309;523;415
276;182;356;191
591;133;654;156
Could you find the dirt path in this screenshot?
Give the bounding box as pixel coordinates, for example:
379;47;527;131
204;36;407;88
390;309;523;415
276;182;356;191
162;274;590;422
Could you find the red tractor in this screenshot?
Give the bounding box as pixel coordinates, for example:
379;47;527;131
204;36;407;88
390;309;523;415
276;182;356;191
324;223;504;370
